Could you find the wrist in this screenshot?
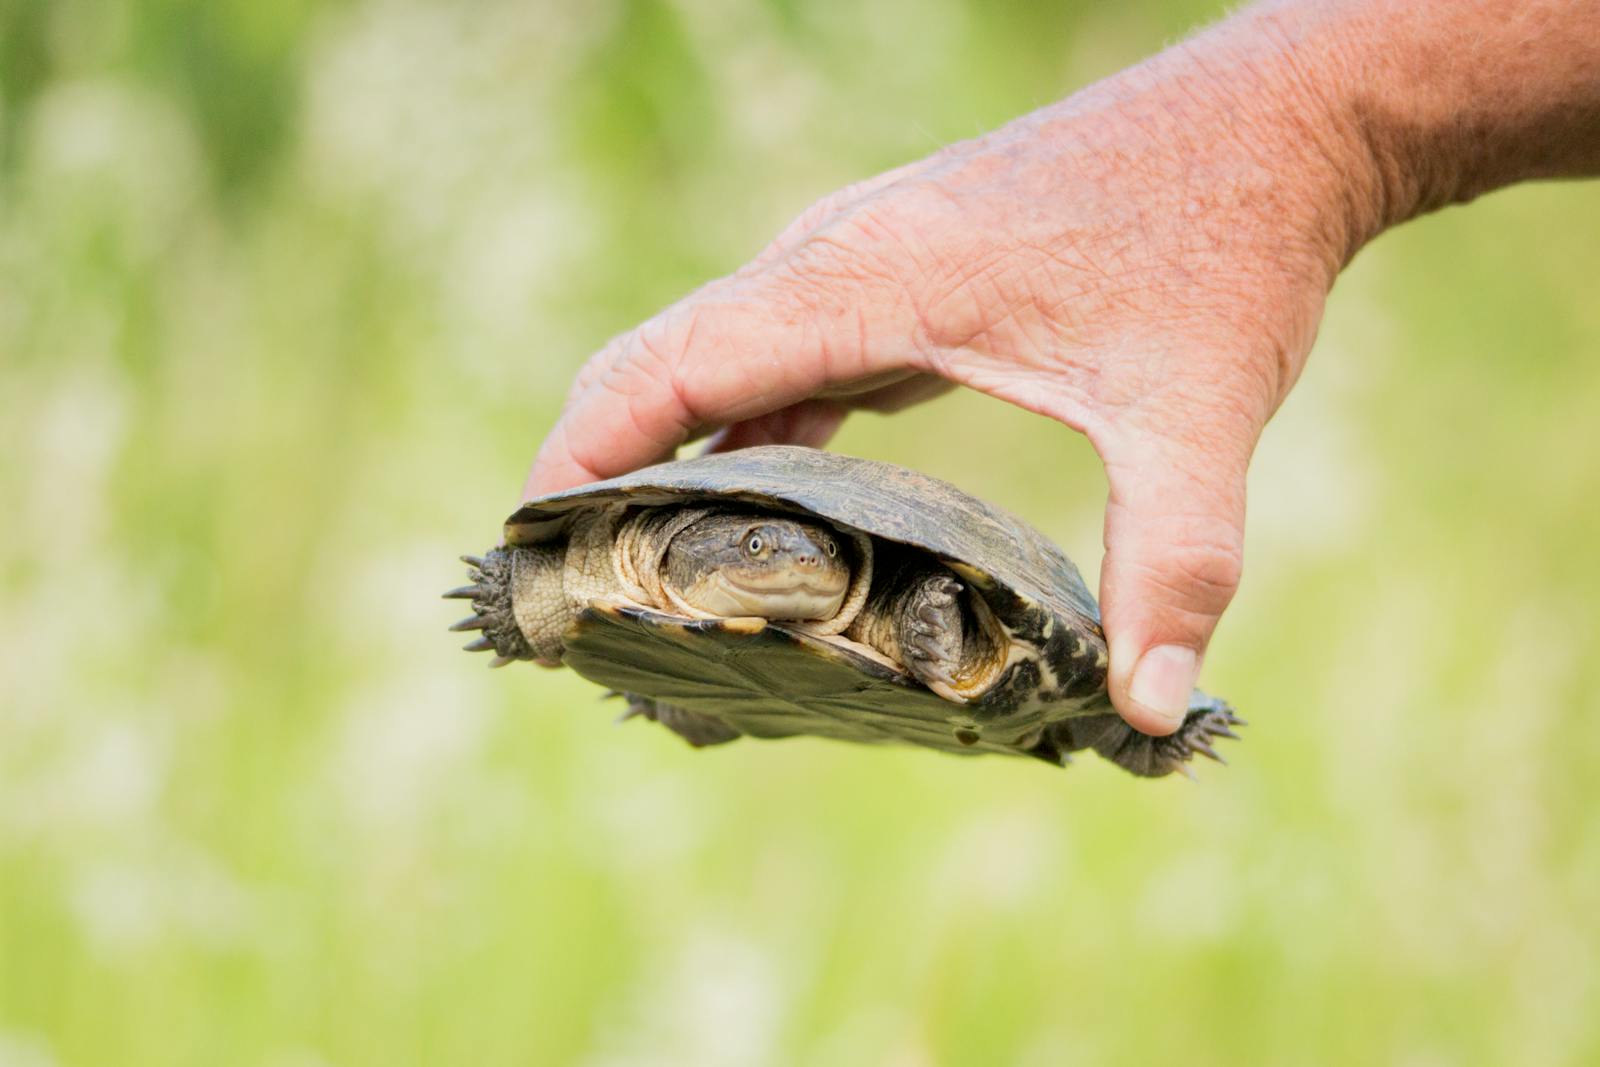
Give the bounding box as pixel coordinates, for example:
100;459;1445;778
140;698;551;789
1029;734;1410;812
1130;4;1399;277
1251;0;1600;236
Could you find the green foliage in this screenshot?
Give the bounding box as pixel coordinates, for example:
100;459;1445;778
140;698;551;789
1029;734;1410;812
2;1;1598;1065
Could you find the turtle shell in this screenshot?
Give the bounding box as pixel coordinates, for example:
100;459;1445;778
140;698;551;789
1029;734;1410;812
504;445;1118;760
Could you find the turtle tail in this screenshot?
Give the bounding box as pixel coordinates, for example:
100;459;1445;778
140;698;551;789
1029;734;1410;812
1041;692;1244;778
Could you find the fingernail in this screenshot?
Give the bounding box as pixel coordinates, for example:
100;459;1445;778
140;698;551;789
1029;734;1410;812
1129;645;1199;729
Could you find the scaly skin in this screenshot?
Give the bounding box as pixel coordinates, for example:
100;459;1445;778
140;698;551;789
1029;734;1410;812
450;500;1246;774
844;550;975;703
450;509;986;701
661;513;849;621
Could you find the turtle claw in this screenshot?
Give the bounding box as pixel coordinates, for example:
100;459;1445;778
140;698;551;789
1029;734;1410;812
489;655;516;668
906;645;967;703
443;585;484;600
1047;696;1243;778
462;637;494;653
449;616;488;632
902;613;939;661
613;692;652;723
1164;698;1244;771
915;579;961;623
922;676;968;705
894;571;969;702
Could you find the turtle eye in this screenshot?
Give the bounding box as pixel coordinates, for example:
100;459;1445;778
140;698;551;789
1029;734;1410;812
743;532;765;558
823;539;838;559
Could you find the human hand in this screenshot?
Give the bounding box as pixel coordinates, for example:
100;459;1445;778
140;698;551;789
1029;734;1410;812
523;0;1600;735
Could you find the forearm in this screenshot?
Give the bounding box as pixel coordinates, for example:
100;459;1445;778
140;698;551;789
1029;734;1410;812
1006;0;1597;317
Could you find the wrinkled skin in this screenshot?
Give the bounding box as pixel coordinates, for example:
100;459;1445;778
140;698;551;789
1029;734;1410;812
522;0;1600;737
659;512;979;700
663;514;849;621
451;506;986;701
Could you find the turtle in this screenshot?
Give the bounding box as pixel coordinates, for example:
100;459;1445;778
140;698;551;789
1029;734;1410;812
445;445;1241;777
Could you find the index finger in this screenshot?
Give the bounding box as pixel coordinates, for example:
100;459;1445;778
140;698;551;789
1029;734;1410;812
521;273;909;500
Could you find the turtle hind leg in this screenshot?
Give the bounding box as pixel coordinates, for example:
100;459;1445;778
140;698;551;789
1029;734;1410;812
1047;692;1244;778
614;693;742;748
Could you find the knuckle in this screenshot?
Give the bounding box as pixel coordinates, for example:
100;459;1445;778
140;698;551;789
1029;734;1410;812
1140;522;1245;620
1167;533;1244;603
590;307;711;437
759;177;1001;358
634;301;714;383
867;182;1029;354
754;224;915;374
783;181;959;293
780;224;903;298
748;191;855;271
794;189;855;235
913;248;1013;351
569;330;632;400
628;307;692;375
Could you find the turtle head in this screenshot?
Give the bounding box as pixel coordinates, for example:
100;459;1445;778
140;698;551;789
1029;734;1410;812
664;513;850;620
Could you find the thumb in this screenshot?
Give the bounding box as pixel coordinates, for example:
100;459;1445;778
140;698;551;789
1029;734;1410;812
1097;422;1252;737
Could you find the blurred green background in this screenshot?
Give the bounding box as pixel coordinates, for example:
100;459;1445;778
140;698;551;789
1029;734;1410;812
3;0;1598;1064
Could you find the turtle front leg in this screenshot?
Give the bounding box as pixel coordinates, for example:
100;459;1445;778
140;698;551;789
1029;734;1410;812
1045;692;1244;778
849;564;969;703
898;574;968;702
